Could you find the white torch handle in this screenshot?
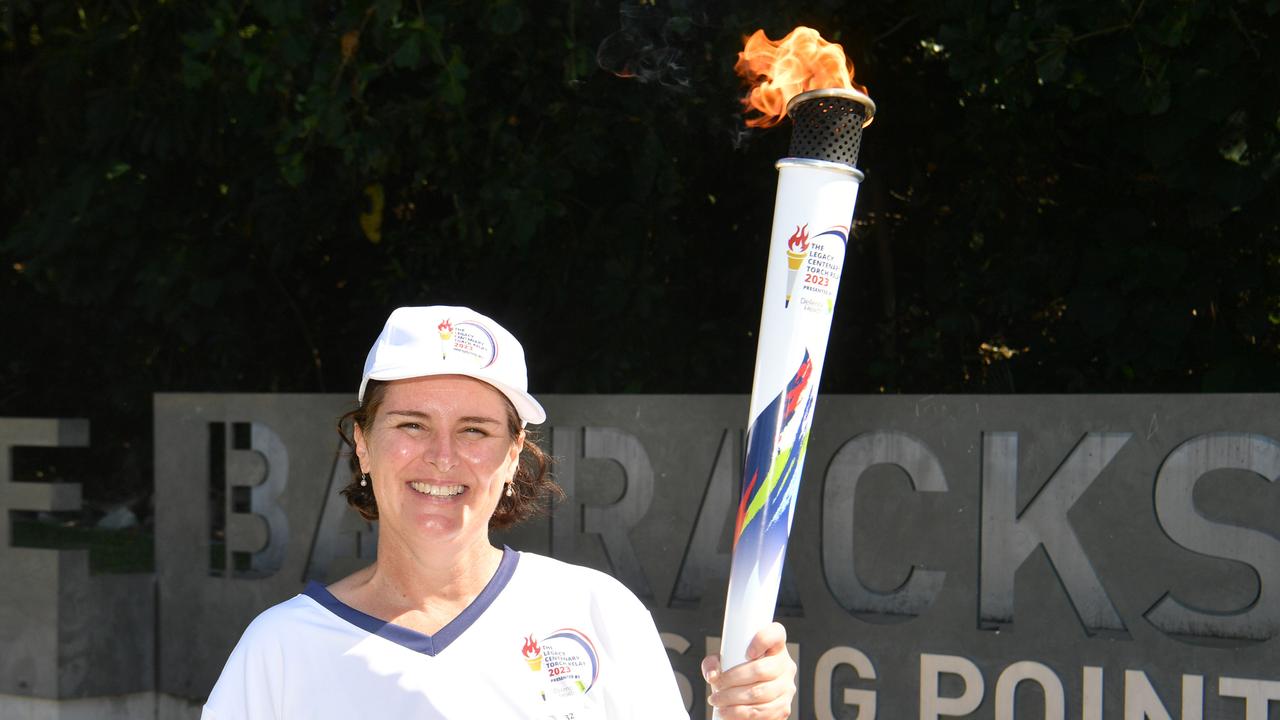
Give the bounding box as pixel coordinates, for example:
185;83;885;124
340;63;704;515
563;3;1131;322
716;159;863;686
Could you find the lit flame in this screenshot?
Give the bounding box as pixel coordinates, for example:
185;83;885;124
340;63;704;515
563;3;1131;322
788;224;810;253
522;635;540;658
734;26;866;128
438;320;453;335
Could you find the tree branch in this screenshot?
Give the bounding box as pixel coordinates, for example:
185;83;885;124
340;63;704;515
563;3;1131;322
874;15;917;46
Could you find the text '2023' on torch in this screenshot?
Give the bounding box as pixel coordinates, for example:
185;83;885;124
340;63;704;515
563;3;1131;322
717;27;876;679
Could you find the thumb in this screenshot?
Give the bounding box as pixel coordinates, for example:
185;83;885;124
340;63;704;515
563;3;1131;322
701;654;722;687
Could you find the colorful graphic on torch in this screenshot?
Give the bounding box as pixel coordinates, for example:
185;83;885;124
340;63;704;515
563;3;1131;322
732;350;815;593
814;226;848;245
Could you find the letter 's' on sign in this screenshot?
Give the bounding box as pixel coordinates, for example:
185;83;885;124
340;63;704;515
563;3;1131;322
1148;433;1280;642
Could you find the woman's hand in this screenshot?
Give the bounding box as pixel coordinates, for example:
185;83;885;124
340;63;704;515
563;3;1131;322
701;622;796;719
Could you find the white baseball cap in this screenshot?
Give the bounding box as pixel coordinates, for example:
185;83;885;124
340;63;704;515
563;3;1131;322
358;306;546;425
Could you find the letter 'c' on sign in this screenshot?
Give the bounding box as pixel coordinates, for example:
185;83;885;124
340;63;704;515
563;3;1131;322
822;431;947;617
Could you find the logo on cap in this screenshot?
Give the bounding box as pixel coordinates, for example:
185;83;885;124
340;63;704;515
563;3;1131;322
437;320;454;359
437;319;497;368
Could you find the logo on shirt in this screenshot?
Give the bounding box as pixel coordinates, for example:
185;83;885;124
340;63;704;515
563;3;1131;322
521;628;599;699
522;634;543;671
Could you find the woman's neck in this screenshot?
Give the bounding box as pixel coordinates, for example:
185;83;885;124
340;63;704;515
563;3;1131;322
329;535;505;635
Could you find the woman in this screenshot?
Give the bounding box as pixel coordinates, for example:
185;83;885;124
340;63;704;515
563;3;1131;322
204;306;796;719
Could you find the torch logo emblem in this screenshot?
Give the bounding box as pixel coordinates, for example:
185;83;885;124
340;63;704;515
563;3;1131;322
437;319;453;359
522;634;543;671
784;224;810;307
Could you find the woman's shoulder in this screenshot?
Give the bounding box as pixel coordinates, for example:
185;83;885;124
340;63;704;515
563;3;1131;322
511;551;646;606
233;587;331;645
512;549;617;582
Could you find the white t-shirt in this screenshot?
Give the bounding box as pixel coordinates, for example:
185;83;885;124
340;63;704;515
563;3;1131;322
202;548;689;719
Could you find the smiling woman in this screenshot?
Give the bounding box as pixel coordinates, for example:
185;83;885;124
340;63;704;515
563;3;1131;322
358;378;521;547
201;306;799;720
339;376;558;531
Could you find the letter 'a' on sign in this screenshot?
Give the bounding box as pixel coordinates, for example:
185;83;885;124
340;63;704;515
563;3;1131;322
305;442;378;584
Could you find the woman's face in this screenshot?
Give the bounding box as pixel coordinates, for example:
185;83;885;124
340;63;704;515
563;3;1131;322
354;375;523;551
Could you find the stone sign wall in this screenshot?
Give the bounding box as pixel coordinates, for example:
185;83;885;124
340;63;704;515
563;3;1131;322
2;394;1278;718
151;394;1280;719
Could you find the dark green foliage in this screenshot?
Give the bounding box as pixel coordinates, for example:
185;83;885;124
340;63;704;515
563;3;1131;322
2;1;1277;509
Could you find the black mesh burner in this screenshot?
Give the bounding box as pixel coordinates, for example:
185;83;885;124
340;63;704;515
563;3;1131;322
786;88;875;167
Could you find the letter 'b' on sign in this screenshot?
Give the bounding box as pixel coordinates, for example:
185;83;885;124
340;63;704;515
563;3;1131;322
211;422;289;578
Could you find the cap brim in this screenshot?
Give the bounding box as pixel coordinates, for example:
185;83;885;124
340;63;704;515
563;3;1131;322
361;369;546;426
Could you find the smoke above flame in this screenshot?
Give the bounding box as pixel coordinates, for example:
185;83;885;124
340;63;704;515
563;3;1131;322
734;26;867;128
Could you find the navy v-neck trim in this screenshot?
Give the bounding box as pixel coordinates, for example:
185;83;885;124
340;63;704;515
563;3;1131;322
303;546;519;657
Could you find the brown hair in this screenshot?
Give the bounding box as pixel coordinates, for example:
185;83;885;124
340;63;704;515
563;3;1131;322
337;379;560;529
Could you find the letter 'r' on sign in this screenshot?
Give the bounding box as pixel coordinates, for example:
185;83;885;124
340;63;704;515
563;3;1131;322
550;426;655;600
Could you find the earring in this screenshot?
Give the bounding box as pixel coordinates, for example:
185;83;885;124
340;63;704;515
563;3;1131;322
505;482;514;498
360;473;369;488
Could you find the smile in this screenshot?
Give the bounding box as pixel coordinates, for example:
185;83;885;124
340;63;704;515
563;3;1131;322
409;482;466;497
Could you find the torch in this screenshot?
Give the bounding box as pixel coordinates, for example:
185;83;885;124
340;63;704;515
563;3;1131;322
717;27;875;676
